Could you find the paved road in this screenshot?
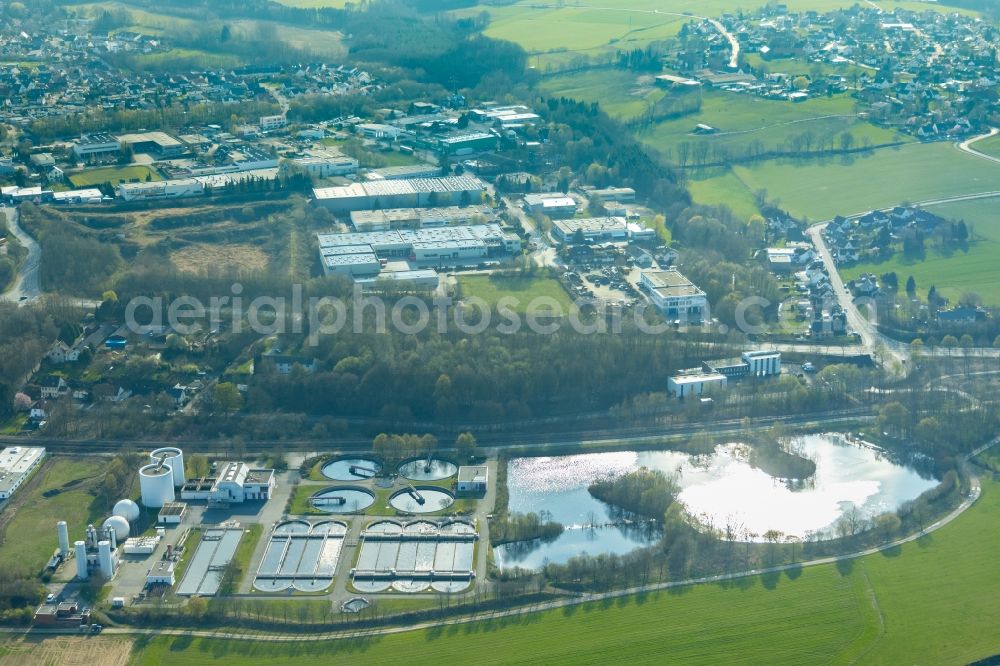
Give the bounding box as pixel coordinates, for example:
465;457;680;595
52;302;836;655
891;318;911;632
800;187;1000;370
0;205;41;303
706;17;740;69
956;127;1000;165
2;450;986;645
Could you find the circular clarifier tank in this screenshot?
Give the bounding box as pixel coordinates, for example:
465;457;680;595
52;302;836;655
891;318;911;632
321;457;383;481
389;486;455;514
397;457;458;481
310;487;375;514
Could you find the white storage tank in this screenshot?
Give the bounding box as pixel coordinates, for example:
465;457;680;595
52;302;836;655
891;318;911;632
98;540;113;578
113;498;141;522
103;515;130;543
75;541;88;580
150;447;185;487
139;463;175;508
57;521;70;556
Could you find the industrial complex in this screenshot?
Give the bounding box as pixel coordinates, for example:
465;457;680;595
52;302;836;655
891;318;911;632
30;446;495;627
313;176;486;213
668;351;782;398
317;223;521;282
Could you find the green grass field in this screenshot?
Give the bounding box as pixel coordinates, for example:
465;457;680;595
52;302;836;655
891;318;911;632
538;69;665;121
0;458;107;571
131;478;1000;665
69;165;161;187
78;3;344;58
842;197;1000;306
971;134;1000;161
718;142;1000;221
131;48;245;70
636;89;904;163
458;275;575;314
273;0;352;6
687;170;761;222
463;4;685;71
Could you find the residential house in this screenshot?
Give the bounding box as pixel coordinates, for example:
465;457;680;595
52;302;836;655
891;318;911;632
39;376;69;399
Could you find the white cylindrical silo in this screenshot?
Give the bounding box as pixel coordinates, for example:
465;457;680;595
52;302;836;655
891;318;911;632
57;521;70;556
98;540;113;579
86;524;98;549
151;447;185;487
75;541;88;580
139;463;175;508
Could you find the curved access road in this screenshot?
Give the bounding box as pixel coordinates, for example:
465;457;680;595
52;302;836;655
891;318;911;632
803;188;1000;371
0;449;988;645
0;205;41;304
956;127;1000;165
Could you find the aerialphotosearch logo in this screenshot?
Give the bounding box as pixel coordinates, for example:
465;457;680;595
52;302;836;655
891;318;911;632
122;283;865;345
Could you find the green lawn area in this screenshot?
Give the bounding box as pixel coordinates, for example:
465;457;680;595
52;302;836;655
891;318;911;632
273;0;352;6
538;69;665;121
131;478;1000;665
69;165;161;187
132;48;244;70
0;457;106;571
743;52;870;79
462;4;685;71
971;134;1000;161
457;274;575;314
687;170;760;222
232;524;264;588
842;197;1000;306
636;89;904;163
723;142;1000;221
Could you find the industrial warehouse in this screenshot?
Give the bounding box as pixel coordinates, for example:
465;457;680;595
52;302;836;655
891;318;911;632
0;446;45;499
312;176;486;213
317;223;521;280
349;204;495;231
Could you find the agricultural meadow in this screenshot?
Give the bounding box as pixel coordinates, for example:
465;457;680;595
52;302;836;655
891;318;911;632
719;142;1000;221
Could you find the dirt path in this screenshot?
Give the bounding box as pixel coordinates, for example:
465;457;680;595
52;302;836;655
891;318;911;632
0;635;132;666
